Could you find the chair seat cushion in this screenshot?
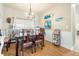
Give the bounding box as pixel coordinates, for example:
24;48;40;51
35;40;42;43
23;42;32;47
4;37;10;43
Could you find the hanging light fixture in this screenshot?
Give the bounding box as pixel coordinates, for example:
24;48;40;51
25;3;35;20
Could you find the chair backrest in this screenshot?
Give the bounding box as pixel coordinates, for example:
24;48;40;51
26;30;32;42
40;28;45;35
4;36;10;43
36;32;44;41
10;31;16;39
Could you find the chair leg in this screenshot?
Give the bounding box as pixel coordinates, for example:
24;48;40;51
43;39;44;46
20;50;24;56
34;44;36;53
41;42;43;50
6;43;11;51
20;46;24;56
8;42;11;48
30;45;33;54
6;45;9;51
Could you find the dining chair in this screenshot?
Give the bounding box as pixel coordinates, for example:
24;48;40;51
39;28;45;46
35;31;44;51
22;30;33;54
4;36;11;51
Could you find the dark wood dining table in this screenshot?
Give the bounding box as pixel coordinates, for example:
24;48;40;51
15;34;36;56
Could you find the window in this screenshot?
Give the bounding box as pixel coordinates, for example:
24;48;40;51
13;18;35;29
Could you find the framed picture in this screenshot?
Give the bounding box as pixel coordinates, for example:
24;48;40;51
44;14;53;29
6;17;11;23
44;20;51;29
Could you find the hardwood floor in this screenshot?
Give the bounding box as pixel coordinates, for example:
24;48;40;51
2;40;79;56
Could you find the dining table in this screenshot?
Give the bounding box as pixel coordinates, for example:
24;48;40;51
15;32;37;56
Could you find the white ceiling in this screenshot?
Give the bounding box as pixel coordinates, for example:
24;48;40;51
3;3;70;16
4;3;57;16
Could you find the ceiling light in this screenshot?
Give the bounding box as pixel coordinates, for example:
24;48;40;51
25;3;35;20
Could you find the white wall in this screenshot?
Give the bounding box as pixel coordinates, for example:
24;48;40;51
3;6;26;30
41;4;73;50
74;4;79;51
52;4;71;31
0;4;3;30
0;4;5;35
41;4;71;31
45;29;53;42
3;6;39;30
61;32;73;49
0;4;3;17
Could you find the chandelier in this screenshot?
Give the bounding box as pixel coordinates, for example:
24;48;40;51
25;4;35;20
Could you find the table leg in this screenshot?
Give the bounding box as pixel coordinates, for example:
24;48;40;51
16;38;19;56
